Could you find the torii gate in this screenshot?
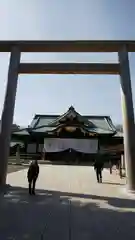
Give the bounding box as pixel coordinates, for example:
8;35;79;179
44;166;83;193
0;40;135;192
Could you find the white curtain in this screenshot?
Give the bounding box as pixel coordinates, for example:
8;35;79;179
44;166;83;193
44;138;98;154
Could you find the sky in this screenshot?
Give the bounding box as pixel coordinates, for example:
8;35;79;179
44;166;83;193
0;0;135;126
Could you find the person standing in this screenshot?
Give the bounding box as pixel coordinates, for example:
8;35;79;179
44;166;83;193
109;160;113;174
94;158;104;183
27;160;39;195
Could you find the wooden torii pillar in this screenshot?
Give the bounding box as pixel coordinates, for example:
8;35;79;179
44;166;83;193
0;40;135;193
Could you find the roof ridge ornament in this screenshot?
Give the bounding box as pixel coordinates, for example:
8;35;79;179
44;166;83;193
69;105;75;111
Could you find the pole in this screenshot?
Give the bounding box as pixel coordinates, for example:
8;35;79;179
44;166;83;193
118;45;135;191
0;46;20;185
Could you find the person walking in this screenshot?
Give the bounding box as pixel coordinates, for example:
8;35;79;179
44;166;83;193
109;160;113;174
27;160;39;195
94;158;104;183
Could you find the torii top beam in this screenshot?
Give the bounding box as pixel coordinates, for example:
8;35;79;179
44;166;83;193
0;40;135;52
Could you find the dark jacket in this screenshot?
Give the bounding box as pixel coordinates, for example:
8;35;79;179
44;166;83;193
27;162;39;182
94;161;104;172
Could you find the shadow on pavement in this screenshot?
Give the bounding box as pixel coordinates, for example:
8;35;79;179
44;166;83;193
0;186;135;239
102;181;125;186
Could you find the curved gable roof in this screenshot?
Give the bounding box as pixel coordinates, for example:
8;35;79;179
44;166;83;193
29;106;116;134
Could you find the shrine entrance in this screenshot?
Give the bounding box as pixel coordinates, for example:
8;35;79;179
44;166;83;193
0;40;135;192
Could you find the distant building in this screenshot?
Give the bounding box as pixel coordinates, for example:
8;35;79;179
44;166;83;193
12;106;123;162
0;121;23;153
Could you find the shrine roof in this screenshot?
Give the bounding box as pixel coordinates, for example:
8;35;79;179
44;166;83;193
113;131;123;137
29;106;116;134
11;107;120;136
12;128;30;136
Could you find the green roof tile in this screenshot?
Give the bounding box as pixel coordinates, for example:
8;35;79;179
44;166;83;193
30;116;58;128
88;118;113;131
12;129;29;136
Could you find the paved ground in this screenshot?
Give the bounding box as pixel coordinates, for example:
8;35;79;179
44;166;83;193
0;165;135;239
7;164;28;173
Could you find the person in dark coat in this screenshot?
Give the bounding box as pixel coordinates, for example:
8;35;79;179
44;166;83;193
27;160;39;195
94;158;104;183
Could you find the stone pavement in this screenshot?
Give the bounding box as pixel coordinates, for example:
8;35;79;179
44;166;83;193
0;165;135;239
